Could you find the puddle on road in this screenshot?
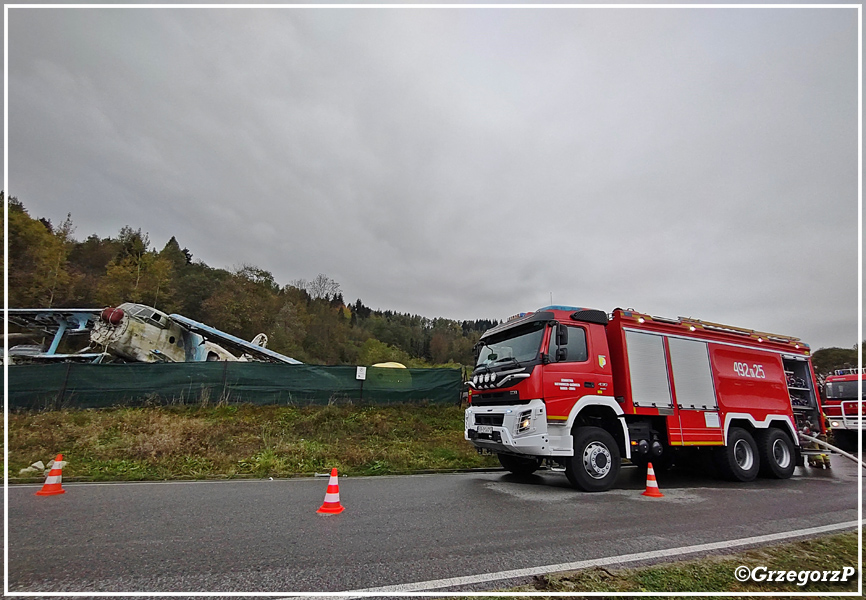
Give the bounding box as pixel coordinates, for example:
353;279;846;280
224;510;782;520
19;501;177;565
483;481;710;504
483;479;812;504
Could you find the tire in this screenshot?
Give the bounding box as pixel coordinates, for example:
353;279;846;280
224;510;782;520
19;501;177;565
498;453;542;476
756;428;796;479
714;427;760;482
565;426;621;492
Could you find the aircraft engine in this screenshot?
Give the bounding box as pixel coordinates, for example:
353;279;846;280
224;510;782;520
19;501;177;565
100;307;125;326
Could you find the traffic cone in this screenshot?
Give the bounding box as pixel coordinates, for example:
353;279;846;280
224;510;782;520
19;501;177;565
36;454;66;496
316;468;345;514
641;462;664;498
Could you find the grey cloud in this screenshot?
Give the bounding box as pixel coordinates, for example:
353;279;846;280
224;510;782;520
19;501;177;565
6;6;859;350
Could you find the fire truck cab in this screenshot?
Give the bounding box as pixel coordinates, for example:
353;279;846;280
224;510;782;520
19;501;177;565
465;306;824;492
823;368;864;452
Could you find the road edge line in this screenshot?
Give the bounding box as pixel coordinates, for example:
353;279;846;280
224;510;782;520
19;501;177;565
344;520;861;594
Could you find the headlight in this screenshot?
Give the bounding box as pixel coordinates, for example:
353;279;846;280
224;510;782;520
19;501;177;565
516;410;532;433
831;421;840;428
484;373;491;383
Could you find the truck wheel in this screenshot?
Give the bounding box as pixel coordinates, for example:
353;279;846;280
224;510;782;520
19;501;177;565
498;453;542;476
715;427;760;482
757;428;795;479
565;426;621;492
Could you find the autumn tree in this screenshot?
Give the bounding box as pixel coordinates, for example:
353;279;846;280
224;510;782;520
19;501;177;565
67;234;122;305
6;197;75;307
200;264;282;341
306;273;342;300
98;227;176;310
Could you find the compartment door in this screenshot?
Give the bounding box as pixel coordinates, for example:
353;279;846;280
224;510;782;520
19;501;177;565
668;337;723;445
625;331;673;409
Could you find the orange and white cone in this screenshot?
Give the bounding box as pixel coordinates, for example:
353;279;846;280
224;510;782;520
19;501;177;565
316;468;345;514
36;454;67;496
641;462;664;498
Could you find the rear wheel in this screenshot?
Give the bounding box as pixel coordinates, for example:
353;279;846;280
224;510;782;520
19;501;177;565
498;453;542;476
715;427;760;482
757;428;796;479
565;426;621;492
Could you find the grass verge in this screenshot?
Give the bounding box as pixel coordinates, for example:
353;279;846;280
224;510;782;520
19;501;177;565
7;404;498;480
504;532;860;595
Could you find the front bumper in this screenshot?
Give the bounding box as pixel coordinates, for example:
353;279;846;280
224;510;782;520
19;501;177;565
464;399;551;456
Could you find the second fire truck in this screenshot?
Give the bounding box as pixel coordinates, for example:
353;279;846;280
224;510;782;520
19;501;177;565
823;368;864;452
465;306;824;492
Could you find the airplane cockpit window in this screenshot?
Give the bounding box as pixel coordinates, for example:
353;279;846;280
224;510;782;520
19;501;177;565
119;303;148;318
117;303;169;329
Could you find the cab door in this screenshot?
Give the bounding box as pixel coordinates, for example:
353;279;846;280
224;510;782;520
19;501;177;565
542;323;609;421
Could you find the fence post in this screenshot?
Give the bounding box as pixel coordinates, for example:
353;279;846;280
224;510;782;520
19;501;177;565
220;360;229;403
55;362;72;409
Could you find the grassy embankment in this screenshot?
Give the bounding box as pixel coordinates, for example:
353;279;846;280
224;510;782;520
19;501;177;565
8;404;498;480
504;532;860;595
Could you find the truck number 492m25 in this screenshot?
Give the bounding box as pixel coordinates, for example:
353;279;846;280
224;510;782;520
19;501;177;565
464;306;824;492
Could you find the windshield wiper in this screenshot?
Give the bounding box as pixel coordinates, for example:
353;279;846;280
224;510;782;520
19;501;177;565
491;356;521;367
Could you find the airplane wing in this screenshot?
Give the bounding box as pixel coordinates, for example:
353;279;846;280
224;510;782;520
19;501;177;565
6;308;102;355
7;308;101;336
3;349;109;364
6;308;102;362
168;314;303;364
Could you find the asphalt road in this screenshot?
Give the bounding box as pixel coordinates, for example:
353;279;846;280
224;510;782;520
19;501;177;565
6;456;862;594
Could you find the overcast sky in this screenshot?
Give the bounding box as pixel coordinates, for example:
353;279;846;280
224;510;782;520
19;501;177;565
5;4;860;351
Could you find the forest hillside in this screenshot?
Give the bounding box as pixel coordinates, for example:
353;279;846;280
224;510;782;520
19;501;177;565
4;194;496;368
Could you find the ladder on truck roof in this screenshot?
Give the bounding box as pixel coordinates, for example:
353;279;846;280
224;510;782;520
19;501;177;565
621;310;803;346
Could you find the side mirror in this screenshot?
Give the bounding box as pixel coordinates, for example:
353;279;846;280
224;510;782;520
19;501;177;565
556;347;568;361
556;325;568;346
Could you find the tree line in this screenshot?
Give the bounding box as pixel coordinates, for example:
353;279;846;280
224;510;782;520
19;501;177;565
5;193;860;374
4;194;497;367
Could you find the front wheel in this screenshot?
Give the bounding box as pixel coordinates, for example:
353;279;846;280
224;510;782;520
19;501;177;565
498;453;542;477
565;426;621;492
715;427;760;482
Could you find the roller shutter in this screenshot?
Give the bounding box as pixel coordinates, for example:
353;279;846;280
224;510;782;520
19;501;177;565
625;330;673;408
668;337;718;409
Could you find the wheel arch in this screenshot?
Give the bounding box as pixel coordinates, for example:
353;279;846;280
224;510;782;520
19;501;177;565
723;413;798;448
565;396;631;459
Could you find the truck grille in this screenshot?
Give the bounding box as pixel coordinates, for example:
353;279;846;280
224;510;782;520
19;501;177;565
471;390;528;406
474;414;505;426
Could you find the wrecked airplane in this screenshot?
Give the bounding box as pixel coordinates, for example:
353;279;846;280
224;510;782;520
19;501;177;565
5;303;301;365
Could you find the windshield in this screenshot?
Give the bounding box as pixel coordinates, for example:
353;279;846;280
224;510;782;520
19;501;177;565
476;322;546;367
825;380;865;400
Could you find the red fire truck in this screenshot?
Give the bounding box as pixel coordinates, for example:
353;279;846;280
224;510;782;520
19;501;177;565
822;368;864;451
465;306;824;492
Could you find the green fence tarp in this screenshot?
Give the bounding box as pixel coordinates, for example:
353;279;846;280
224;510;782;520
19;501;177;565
7;363;463;410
